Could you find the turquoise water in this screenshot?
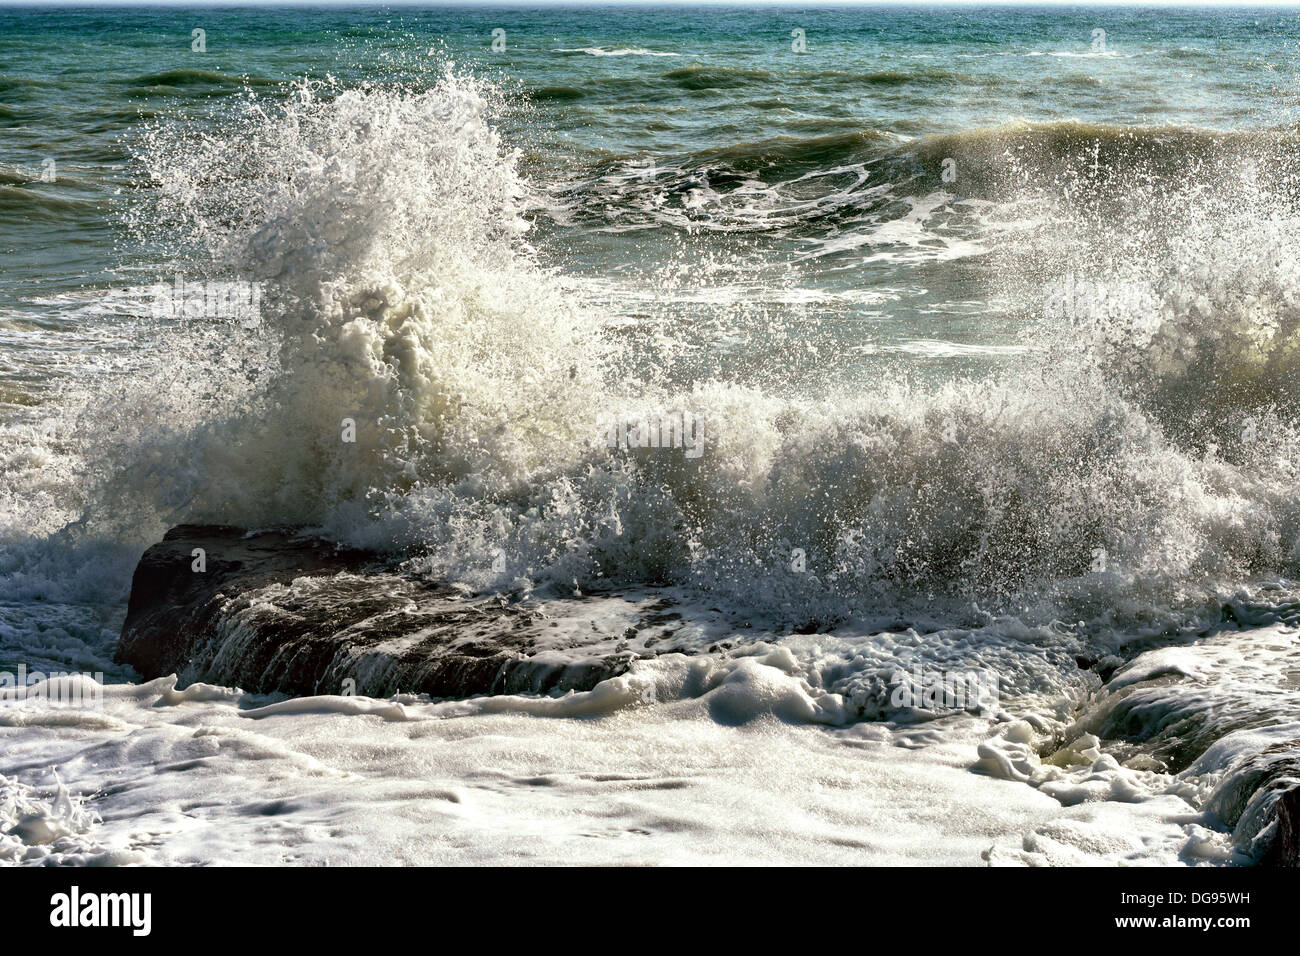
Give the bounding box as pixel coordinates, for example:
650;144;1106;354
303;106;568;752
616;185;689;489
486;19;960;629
4;4;1300;401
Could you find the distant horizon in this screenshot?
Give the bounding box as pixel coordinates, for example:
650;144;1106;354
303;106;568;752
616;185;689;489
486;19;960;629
6;0;1300;7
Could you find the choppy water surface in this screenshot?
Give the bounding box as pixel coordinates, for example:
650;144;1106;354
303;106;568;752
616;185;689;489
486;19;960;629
1;4;1299;866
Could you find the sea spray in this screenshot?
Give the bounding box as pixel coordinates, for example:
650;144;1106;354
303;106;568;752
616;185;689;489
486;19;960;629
15;72;1293;642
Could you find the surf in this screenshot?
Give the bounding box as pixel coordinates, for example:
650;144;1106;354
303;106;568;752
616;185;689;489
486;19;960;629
12;76;1255;653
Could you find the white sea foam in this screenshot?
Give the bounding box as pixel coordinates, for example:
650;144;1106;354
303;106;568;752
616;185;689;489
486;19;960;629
556;47;680;57
0;674;1214;865
3;73;1300;865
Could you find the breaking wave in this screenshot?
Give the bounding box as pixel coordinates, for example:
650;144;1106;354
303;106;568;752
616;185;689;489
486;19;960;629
19;75;1300;648
540;120;1300;237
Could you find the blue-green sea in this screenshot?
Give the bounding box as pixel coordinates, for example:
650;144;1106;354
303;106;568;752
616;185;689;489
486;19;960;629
2;4;1300;866
4;4;1300;398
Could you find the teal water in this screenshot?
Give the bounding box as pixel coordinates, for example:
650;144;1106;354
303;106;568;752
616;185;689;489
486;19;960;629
3;4;1300;401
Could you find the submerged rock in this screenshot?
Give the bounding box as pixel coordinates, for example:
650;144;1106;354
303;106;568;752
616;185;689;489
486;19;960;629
115;525;636;699
1205;745;1300;867
1062;626;1300;866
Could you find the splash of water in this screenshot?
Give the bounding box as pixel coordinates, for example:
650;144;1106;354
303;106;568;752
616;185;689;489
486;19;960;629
14;72;1298;641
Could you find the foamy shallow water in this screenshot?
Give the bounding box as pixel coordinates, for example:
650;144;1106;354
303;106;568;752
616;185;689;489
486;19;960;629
0;676;1217;867
9;616;1297;866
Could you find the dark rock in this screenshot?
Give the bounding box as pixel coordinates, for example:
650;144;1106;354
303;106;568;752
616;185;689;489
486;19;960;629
115;525;634;699
1058;627;1300;865
1205;745;1300;867
1262;783;1300;868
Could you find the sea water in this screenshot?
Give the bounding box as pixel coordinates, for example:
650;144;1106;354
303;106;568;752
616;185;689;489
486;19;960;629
1;3;1299;865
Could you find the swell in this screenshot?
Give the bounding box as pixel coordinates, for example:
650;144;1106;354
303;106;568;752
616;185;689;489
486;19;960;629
125;69;279;99
542;120;1300;235
905;120;1300;196
659;64;971;92
0;184;103;219
125;69;278;89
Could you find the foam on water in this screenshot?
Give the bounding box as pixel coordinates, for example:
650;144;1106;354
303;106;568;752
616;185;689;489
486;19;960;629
0;674;1207;866
4;69;1300;865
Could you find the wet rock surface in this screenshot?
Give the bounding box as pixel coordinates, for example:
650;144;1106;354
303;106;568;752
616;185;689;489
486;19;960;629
1072;626;1300;865
115;525;644;699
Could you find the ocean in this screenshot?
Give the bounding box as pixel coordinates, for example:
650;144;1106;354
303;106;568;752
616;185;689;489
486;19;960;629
1;2;1299;865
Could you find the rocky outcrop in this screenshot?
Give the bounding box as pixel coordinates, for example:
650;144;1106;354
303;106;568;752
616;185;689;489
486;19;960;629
1205;745;1300;867
1056;627;1300;866
115;525;660;699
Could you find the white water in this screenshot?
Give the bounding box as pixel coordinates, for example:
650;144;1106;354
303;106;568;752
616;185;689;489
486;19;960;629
2;73;1299;865
0;664;1240;866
